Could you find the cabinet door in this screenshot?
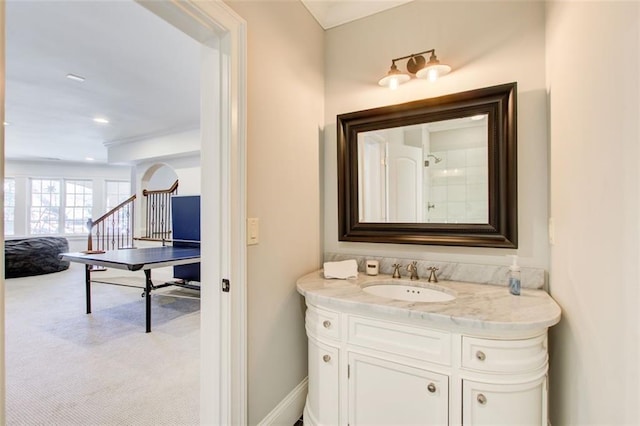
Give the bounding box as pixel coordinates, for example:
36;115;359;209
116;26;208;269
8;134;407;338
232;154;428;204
462;377;546;426
348;352;448;425
307;338;340;426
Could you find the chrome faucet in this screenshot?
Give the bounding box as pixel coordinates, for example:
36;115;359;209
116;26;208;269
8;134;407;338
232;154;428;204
392;263;402;279
427;266;439;283
406;261;419;280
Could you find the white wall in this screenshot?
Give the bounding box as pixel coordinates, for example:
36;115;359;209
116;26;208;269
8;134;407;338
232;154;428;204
546;2;640;424
225;1;324;424
325;1;549;267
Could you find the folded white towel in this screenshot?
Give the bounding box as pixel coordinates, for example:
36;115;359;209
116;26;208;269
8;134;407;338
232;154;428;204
323;259;358;279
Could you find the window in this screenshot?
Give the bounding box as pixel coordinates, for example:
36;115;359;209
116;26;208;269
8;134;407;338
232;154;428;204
106;180;132;210
30;179;61;234
4;178;15;235
30;178;93;235
65;180;93;234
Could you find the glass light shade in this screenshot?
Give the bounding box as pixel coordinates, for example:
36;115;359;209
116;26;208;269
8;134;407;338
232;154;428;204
378;70;410;89
416;63;451;82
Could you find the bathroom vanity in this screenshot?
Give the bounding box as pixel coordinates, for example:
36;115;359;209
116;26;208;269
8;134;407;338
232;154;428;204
297;271;561;426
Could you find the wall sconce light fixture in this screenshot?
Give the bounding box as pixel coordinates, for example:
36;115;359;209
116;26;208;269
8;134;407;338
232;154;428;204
378;49;451;89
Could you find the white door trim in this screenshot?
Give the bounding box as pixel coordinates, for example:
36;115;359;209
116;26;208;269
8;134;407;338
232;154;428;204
0;2;5;422
135;1;247;425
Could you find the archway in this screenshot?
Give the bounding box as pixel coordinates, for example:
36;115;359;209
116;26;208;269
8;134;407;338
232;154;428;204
142;163;179;191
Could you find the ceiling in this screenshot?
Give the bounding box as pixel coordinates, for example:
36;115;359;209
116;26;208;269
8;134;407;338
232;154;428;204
5;1;201;163
5;0;410;164
301;0;414;29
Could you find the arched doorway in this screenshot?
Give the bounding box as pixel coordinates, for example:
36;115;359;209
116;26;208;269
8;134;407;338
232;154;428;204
142;163;179;191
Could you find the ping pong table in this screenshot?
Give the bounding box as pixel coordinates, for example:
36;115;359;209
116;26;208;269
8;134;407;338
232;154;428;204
60;246;201;333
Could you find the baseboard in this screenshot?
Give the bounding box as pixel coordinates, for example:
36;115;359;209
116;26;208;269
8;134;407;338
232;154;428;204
257;376;308;426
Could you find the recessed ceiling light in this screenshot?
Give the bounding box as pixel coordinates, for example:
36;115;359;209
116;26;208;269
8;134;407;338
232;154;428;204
3;121;9;126
470;114;486;121
66;73;86;82
93;117;109;124
85;157;95;162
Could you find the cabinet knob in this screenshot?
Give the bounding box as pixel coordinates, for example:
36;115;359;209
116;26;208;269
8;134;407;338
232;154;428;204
322;354;331;363
476;350;486;361
323;320;331;329
427;383;436;393
477;393;487;405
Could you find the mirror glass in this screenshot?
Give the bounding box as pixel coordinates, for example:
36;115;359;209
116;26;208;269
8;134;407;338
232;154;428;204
358;115;488;224
337;82;517;248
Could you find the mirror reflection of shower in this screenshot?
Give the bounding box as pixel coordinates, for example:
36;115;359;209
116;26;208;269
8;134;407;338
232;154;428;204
425;154;442;167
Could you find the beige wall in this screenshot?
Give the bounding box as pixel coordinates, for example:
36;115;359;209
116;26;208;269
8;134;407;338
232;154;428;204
546;2;640;424
225;1;324;424
324;1;549;267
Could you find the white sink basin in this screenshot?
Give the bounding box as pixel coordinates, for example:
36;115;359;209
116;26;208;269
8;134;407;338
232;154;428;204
362;281;455;303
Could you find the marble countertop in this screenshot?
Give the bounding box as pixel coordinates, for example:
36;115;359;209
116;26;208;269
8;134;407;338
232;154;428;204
297;270;561;332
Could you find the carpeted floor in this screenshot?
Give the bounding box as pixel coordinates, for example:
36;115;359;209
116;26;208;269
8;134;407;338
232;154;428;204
5;263;200;425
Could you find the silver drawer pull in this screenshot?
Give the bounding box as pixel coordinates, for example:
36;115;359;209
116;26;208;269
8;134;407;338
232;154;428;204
322;354;331;363
476;350;486;361
323;320;331;329
477;394;487;405
427;383;436;393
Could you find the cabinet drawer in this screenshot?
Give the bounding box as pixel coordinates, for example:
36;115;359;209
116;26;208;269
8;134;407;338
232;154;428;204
348;316;451;365
306;304;341;340
462;378;546;425
461;334;547;373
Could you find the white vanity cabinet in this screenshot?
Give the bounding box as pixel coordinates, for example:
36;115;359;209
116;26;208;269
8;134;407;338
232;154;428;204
304;303;552;426
297;271;561;426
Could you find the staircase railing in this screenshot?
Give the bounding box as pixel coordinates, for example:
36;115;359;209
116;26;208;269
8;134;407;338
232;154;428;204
142;179;179;240
86;180;179;252
87;194;136;251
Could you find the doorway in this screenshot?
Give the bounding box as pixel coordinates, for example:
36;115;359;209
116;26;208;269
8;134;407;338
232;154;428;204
0;1;247;424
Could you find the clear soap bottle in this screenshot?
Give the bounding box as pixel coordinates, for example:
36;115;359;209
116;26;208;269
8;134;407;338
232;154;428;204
508;255;521;296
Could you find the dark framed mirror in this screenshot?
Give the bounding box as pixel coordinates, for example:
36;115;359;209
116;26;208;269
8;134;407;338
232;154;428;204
337;82;517;248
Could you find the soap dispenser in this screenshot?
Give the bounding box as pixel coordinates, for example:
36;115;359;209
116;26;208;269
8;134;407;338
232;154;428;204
508;255;521;296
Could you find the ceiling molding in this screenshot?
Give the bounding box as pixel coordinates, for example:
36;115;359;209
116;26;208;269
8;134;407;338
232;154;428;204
102;123;200;147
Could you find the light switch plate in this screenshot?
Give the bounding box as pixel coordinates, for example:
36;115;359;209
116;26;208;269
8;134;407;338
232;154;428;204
247;218;259;245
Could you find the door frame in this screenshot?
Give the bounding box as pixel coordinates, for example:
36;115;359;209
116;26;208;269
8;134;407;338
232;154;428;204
138;2;248;424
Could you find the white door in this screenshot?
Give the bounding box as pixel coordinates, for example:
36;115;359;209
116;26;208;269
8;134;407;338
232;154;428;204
386;143;423;222
348;352;449;425
358;135;386;221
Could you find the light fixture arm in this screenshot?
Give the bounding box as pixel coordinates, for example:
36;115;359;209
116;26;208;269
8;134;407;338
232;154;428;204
389;49;435;65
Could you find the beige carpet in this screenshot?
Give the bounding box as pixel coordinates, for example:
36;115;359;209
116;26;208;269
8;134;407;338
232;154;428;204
5;263;200;425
